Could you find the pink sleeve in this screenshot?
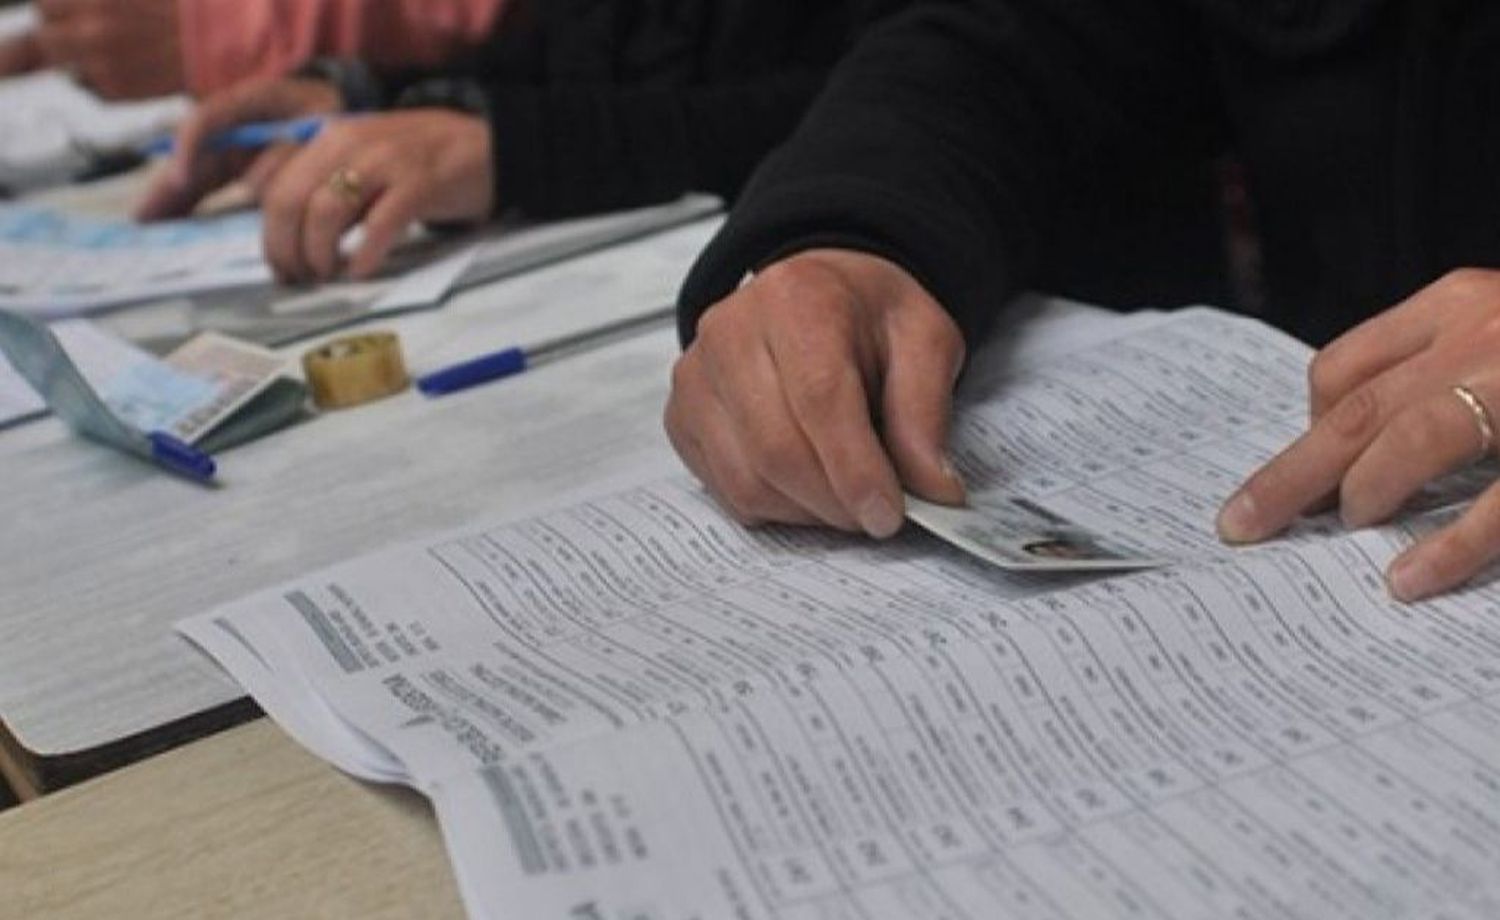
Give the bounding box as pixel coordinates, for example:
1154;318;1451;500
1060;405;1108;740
180;0;508;97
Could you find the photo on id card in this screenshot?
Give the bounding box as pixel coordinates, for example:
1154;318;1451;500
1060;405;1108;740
906;492;1161;572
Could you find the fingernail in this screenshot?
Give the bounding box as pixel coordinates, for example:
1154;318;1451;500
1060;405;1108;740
940;454;962;486
856;494;903;539
939;454;968;501
1216;491;1262;544
1388;555;1437;603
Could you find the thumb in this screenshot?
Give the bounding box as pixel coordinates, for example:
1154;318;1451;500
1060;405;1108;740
879;302;967;506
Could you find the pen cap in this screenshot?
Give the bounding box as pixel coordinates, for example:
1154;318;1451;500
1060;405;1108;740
149;431;218;482
416;347;528;396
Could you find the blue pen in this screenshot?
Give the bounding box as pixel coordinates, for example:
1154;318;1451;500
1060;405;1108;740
140;116;332;157
417;305;677;397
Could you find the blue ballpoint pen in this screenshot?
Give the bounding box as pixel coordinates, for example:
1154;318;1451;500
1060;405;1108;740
417;305;677;397
140;115;333;157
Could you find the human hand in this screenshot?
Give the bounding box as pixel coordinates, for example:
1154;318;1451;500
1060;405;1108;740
136;77;343;223
34;0;183;99
1217;269;1500;601
664;249;968;537
242;109;494;283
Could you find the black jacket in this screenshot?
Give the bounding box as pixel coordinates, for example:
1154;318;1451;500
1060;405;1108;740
678;0;1500;348
368;0;904;221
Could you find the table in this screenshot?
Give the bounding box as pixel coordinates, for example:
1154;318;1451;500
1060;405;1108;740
0;718;465;920
0;217;714;793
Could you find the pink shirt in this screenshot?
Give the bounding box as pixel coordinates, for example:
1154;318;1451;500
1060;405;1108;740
180;0;507;96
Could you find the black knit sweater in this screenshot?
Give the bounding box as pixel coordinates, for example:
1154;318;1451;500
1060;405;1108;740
371;0;906;220
679;0;1500;348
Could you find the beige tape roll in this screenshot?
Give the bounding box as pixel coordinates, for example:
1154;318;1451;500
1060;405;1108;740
301;332;409;410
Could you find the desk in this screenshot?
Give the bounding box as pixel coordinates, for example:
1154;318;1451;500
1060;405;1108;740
0;718;464;919
0;217;713;793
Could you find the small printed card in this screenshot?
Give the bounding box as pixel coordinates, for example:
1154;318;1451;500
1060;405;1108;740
906;494;1161;572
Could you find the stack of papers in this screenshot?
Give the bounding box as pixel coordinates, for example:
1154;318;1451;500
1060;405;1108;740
0;195;719;327
180;304;1500;919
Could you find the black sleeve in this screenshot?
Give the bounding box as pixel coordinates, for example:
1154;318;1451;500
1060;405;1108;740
676;0;1220;347
475;71;829;220
349;60;832;221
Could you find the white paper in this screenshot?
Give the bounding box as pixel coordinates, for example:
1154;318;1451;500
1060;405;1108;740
925;306;1492;570
274;196;722;326
423;523;1500;920
0;204;270;316
914;307;1309;565
2;195;719;324
457;195;721;294
368;245;480;314
179;480;1500;920
178;303;1500;919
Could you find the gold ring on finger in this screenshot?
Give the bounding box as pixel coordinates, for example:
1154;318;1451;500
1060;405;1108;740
1452;384;1495;459
327;167;364;205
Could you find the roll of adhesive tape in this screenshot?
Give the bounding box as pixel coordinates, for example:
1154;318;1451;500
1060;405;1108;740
302;331;409;410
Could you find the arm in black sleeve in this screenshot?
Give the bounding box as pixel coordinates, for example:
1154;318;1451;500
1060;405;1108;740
676;0;1221;347
313;57;831;220
475;70;830;220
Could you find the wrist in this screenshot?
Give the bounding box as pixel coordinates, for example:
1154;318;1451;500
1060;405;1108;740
394;78;491;119
293;58;382;112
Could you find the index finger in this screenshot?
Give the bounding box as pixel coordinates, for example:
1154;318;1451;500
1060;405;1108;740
166;90;260;188
877;293;966;505
135;84;299;220
1219;366;1425;543
756;285;905;538
166;81;317;187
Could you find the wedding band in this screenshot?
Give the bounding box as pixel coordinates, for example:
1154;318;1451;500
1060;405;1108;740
1453;384;1495;458
327;167;364;205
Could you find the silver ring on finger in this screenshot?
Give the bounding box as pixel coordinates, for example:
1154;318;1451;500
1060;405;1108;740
1452;384;1495;460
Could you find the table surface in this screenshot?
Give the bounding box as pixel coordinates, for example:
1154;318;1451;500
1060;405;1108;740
0;215;715;778
0;718;465;920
